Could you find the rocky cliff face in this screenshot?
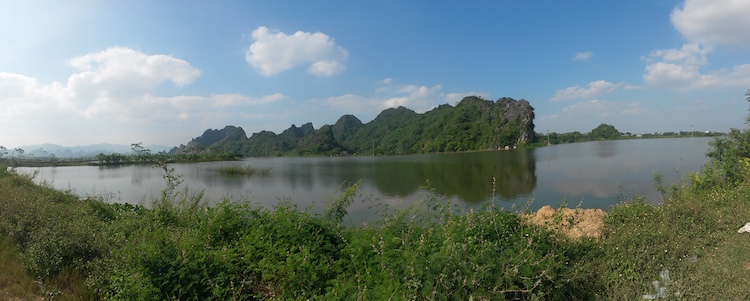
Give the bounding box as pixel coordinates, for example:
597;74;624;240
497;97;535;145
454;96;535;148
169;126;247;155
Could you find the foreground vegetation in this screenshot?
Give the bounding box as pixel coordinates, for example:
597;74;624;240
0;165;591;299
3;135;750;299
2;92;750;299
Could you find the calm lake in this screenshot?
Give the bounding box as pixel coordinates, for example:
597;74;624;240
18;137;713;221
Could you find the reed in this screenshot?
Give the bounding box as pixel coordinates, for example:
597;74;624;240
216;164;271;176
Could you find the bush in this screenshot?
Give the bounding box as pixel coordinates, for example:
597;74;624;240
326;194;593;300
0;170;595;299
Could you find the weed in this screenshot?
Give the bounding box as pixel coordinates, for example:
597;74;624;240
216;164;271;177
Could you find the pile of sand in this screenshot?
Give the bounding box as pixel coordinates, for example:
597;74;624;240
524;205;607;240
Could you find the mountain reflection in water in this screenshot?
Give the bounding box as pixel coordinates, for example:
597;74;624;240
19;138;712;219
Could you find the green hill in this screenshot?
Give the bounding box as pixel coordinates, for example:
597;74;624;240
173;96;536;157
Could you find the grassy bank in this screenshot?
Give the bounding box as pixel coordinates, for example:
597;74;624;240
0;167;591;300
2;132;750;300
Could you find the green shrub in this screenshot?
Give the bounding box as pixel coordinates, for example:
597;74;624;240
0;170;600;299
216;165;270;176
327;194;592;300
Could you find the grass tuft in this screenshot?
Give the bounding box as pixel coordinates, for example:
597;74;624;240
216;164;271;177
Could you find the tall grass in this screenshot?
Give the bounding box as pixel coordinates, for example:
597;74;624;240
0;234;41;300
0;168;593;300
4;125;750;299
0;170;97;300
216;165;271;177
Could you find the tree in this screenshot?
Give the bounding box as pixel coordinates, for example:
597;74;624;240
703;89;750;185
589;124;621;140
131;142;152;163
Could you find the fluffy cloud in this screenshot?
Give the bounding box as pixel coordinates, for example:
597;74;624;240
671;0;750;48
621;102;645;115
323;85;444;114
0;48;283;145
572;51;592;61
551;80;621;101
245;26;349;77
211;93;285;106
320;80;482;118
66;47;201;102
561;99;614;118
558;100;647;119
643;43;750;89
643;1;750;90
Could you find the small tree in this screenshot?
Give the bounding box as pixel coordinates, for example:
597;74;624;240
131;142;152;163
702;89;750;185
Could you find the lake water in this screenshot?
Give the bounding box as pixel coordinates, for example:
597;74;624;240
17;137;713;221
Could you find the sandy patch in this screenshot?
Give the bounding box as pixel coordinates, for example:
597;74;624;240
524;205;607;240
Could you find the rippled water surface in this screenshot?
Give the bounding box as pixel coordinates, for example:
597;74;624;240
19;137;713;220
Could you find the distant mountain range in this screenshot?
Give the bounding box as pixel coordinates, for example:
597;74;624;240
169;96;536;157
10;143;172;158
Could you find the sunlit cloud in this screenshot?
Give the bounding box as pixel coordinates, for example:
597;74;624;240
671;0;750;48
642;1;750;90
562;99;613;118
210;93;285;106
244;26;349;77
643;43;750;90
551;80;622;102
319;79;484;119
0;48;283;146
621;102;645;115
572;51;592;61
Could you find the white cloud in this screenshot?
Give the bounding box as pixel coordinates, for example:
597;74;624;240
623;84;644;90
671;0;750;48
0;72;36;97
562;99;611;116
245;26;349;77
551;80;622;101
211;93;285;106
621;102;645;115
572;51;592;61
320;94;371;114
445;93;469;104
536;98;665;135
556;99;648;120
308;60;346;77
0;48;283;146
643;43;750;89
320;80;482;118
67;47;200;99
382;85;441;110
642;1;750;90
323;85;443;114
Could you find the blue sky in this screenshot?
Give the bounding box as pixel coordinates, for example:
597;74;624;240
2;0;749;148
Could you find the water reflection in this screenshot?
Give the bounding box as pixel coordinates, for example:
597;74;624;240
370;151;536;203
595;140;616;158
17;138;713;216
